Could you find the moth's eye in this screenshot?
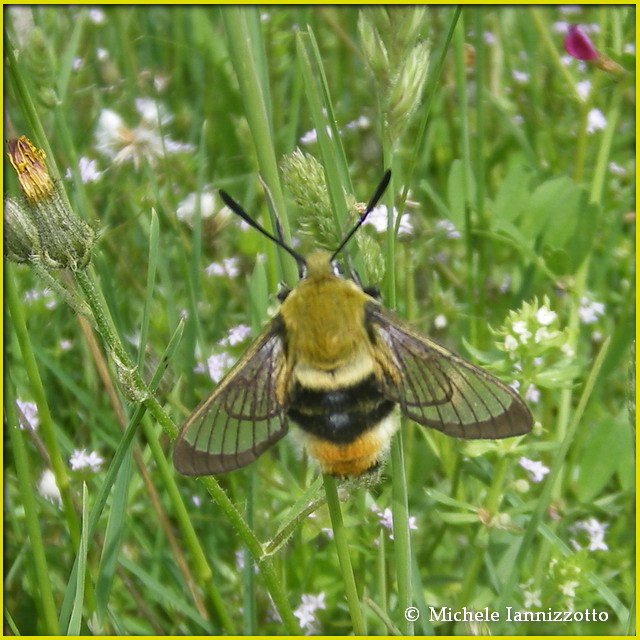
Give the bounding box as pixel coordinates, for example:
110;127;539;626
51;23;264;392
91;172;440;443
277;286;291;302
363;285;381;300
332;261;345;277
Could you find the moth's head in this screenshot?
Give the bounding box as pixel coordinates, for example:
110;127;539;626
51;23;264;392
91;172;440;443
304;250;340;281
219;170;391;288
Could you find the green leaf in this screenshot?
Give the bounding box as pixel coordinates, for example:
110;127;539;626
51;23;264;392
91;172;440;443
521;176;581;245
577;414;632;502
493;161;532;222
96;448;133;624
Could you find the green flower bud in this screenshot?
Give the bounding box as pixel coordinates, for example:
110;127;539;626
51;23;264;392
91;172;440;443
3;197;41;263
7;136;95;270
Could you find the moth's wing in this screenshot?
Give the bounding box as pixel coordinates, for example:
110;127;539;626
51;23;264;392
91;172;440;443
173;318;289;475
368;306;533;439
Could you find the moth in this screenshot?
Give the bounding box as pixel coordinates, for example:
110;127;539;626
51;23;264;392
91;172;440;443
173;171;532;477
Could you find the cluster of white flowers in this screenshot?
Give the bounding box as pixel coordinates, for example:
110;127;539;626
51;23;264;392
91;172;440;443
578;296;606;325
23;287;57;309
69;449;104;472
293;592;326;632
204;352;236;383
205;257;241;278
520;578;542;608
219;324;252;347
570;517;609;552
518;456;550;483
504;304;560;353
373;505;418;540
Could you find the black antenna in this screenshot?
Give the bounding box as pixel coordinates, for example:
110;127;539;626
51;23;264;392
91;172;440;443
219;190;306;269
330;170;392;262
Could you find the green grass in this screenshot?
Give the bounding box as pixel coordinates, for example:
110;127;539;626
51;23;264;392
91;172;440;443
4;5;635;635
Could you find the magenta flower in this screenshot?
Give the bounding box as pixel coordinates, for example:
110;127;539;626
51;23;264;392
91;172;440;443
564;25;598;61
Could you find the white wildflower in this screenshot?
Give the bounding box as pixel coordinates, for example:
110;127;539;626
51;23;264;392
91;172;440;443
608;161;626;176
294;592;326;631
88;8;106;24
205;256;241;278
536;306;557;326
512;114;524;126
206;352;235;383
176;191;217;224
96;48;109;62
518;457;550;483
561;343;575;358
523;587;542;608
345;115;371;130
16;399;39;431
552;21;569;34
70;449;104;472
377;507;417;540
59;339;74;351
560;580;580;598
95;106;194;170
534;327;558;344
512;321;532;344
365;205;413;236
135;98;172;126
524;384;540;404
219;324;252;347
434;314;447;329
509;380;521;392
572;517;609;551
624;43;635;55
578;296;605;324
38;469;62;507
483;31;496;45
512;69;530;84
68;156;103;183
435;218;461;239
299;128;318;145
191;495;202;507
72;57;84;71
586;108;607;134
576;79;591;101
504;334;519;352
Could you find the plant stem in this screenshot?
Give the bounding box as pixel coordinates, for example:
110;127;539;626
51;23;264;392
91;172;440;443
390;434;413;635
323;474;366;635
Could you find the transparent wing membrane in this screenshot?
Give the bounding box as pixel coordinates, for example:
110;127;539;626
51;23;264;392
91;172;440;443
368;306;533;439
174;322;288;475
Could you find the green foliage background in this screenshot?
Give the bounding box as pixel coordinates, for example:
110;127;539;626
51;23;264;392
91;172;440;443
4;5;635;636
